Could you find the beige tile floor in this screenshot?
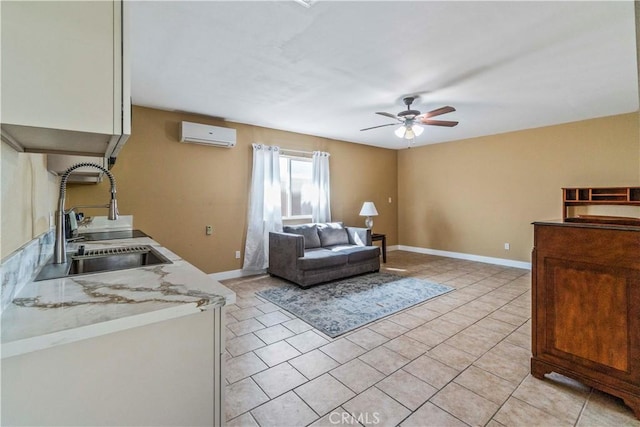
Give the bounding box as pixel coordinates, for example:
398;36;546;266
221;251;640;427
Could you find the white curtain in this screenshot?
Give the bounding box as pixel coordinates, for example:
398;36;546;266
311;151;331;223
243;144;283;271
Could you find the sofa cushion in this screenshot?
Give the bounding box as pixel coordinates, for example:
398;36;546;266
297;248;348;270
326;245;380;263
318;225;349;247
283;224;321;249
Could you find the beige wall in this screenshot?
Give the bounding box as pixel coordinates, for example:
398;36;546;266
1;142;58;258
398;113;640;263
68;106;398;273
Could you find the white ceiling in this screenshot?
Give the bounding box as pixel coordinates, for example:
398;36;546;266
130;1;639;150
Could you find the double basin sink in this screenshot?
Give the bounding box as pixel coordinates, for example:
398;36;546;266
35;230;172;281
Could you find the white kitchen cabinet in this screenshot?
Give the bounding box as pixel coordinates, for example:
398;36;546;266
2;308;226;426
1;0;130;159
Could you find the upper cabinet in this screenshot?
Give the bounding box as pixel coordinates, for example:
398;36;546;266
1;0;130;162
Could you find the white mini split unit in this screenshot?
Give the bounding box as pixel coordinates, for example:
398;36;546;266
179;121;237;148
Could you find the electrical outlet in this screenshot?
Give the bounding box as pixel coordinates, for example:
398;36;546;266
388;197;392;203
206;225;213;235
504;243;510;250
235;251;241;259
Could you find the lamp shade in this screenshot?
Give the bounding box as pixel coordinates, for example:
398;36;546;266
359;201;379;217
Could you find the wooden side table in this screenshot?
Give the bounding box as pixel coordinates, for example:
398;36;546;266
371;233;387;263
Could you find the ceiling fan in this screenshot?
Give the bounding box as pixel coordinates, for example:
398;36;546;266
360;96;458;144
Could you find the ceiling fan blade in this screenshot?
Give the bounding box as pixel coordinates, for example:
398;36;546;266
421;119;459;127
422;106;456;118
360;123;398;131
375;112;400;120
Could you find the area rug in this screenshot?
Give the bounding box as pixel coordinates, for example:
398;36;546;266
256;272;454;338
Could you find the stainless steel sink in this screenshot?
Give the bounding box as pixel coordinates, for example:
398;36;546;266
34;245;172;281
75;229;150;242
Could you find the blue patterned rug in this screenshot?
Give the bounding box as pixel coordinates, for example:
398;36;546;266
256;273;454;338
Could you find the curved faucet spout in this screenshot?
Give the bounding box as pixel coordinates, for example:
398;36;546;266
53;162;118;264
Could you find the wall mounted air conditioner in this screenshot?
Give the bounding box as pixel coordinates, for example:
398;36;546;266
179;121;236;147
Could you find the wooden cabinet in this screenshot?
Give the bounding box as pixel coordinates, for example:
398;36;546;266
1;0;130;160
531;221;640;419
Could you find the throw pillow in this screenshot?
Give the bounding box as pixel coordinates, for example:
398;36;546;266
283;224;321;249
318;226;349;247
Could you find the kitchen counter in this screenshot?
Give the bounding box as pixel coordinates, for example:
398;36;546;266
1;234;236;358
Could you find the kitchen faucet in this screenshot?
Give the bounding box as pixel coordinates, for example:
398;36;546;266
53;162;118;264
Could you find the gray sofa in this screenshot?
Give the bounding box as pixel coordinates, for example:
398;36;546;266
268;222;380;288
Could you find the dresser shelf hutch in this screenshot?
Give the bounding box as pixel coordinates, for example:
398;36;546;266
562;186;640;224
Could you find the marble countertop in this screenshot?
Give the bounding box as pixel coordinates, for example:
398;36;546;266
1;234;236;358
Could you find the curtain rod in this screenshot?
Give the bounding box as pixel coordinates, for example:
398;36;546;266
280;148;314;156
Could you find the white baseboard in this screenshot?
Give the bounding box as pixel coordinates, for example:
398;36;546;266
209;268;267;281
397;245;531;270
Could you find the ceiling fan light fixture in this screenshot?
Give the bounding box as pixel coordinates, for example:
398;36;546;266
395;124;422;140
404;127;416;140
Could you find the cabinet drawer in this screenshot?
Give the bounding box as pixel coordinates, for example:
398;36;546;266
534;224;640;269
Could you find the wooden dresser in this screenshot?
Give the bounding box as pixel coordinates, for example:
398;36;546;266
531;220;640;419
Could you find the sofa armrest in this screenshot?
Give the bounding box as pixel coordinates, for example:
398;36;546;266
345;227;372;246
270;232;305;257
268;232;305;278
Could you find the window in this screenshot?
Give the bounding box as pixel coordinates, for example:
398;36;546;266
280;156;313;219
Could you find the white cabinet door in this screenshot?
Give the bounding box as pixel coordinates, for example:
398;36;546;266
1;1;130;158
1;309;221;426
2;1;115;133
